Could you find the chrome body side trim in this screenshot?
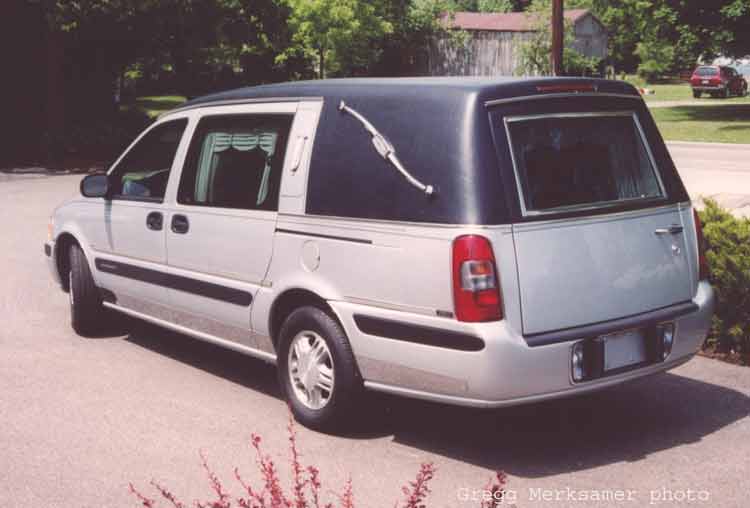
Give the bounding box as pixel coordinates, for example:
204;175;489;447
161;96;324;119
342;296;438;318
277;211;516;231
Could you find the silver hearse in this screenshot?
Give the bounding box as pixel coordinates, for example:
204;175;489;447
45;78;714;431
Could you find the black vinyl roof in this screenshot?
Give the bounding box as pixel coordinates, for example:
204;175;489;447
180;76;640;110
173;77;671;225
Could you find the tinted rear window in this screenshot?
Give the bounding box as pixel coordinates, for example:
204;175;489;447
503;113;665;215
696;67;718;76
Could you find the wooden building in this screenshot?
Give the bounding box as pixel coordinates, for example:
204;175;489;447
429;9;608;77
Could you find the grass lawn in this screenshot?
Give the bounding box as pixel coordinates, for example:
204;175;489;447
623;75;750;103
650;104;750;144
121;95;187;118
642;84;750;104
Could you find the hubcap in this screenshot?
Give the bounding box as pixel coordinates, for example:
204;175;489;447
287;330;334;410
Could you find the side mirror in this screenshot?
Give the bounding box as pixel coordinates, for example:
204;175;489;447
80;174;110;199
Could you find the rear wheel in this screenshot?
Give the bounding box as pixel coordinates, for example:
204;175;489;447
68;244;104;336
277;306;361;432
692;90;702;99
722;87;730;99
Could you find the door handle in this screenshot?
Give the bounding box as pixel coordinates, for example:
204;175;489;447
171;214;190;234
290;135;308;172
654;225;684;235
146;211;163;231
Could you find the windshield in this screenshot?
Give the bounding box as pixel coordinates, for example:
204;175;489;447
503;113;665;215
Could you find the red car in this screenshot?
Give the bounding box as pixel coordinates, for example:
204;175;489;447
690;65;748;98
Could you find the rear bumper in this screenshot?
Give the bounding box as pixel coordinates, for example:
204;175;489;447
331;281;714;408
692;86;725;92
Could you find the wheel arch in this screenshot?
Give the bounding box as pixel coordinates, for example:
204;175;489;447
54;232;81;292
268;288;345;351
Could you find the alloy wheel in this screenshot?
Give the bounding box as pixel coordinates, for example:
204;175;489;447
287;330;335;410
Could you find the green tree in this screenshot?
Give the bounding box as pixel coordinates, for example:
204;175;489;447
477;0;513;12
372;0;462;76
285;0;393;78
586;0;750;76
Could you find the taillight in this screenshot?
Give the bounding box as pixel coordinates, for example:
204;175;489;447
452;235;503;322
693;209;709;280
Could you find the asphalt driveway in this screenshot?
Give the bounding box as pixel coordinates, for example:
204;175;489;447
1;154;749;507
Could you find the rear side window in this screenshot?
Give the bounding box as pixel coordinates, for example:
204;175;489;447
110;119;188;202
178;114;293;211
504;113;665;215
695;67;718;76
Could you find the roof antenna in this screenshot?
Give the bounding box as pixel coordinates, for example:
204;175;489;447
338;100;435;196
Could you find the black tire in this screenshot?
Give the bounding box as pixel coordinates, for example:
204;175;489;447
692;90;701;99
722;87;730;99
68;244;104;336
277;306;361;432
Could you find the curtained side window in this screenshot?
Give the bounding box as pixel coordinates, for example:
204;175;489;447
178;114;293;211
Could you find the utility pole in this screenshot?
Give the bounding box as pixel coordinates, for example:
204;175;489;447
551;0;564;76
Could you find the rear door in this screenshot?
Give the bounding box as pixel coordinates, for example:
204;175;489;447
501;110;693;335
164;103;297;349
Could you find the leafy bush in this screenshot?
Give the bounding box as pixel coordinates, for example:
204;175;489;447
635;39;675;83
129;415;509;507
699;199;750;364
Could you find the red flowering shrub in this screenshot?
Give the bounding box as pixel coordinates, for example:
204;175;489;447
129;415;509;508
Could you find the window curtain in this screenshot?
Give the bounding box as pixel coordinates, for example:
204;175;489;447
195;130;279;205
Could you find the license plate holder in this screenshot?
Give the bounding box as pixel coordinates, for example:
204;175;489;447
702;79;709;85
602;328;647;372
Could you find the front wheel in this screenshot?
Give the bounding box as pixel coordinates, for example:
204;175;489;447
69;244;104;336
277;306;362;432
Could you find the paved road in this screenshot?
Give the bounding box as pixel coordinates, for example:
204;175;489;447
1;153;749;508
667;141;750;217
